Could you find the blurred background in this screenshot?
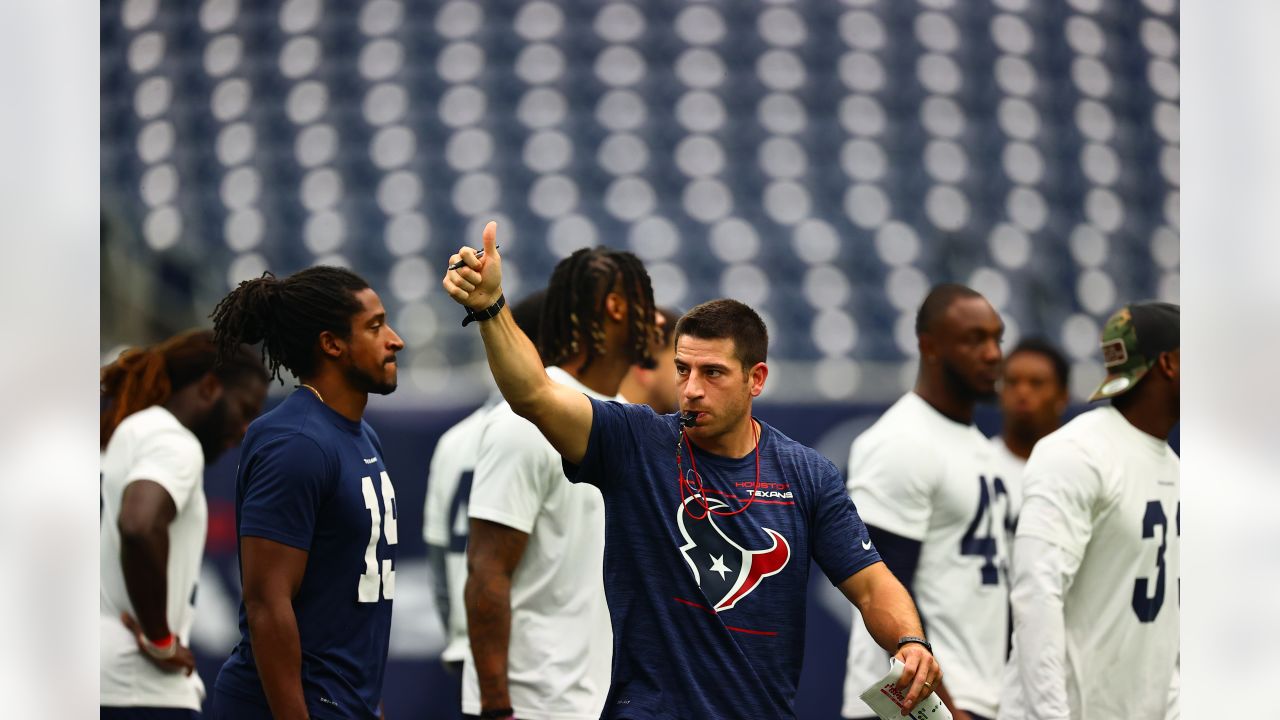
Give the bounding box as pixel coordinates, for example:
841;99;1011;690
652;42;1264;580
99;0;1178;716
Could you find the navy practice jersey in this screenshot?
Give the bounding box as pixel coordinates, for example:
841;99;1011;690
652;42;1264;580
566;399;880;720
214;390;398;720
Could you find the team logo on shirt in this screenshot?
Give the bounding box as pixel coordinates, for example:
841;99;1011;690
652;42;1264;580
676;496;791;612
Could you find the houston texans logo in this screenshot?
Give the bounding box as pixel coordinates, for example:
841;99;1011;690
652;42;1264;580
677;496;791;612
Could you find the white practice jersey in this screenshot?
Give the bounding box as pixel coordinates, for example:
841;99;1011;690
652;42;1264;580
422;397;497;664
1000;406;1179;720
461;367;615;720
990;437;1027;496
843;393;1020;719
100;406;207;710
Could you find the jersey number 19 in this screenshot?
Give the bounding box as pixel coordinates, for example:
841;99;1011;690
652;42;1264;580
359;471;398;603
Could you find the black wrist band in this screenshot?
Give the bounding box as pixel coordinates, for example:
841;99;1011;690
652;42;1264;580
478;708;514;719
898;635;932;654
462;294;505;326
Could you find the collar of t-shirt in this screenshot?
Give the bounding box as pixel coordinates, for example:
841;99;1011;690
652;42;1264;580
1099;404;1171;456
906;390;979;430
545;365;624;403
294;387;363;436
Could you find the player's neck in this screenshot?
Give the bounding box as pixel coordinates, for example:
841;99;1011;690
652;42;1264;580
913;377;975;425
1001;423;1051;460
558;348;632;398
617;370;646;405
1115;391;1177;440
162;390;203;434
300;372;367;422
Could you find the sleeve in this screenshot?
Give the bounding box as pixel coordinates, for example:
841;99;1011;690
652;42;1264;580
1009;535;1085;720
562;398;648;491
812;465;883;586
845;433;938;542
238;434;333;551
1015;439;1102;560
422;426;460;547
124;425;205;511
468;408;553;534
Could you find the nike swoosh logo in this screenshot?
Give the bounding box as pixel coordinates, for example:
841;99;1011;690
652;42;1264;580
861;539;873;550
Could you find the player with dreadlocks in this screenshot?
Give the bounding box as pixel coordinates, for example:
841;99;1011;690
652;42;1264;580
101;329;268;719
205;266;405;720
460;247;658;720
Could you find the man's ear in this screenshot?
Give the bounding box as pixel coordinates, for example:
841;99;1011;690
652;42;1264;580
196;371;224;404
749;362;769;398
604;292;627;323
1158;349;1179;381
918;333;937;364
318;330;345;360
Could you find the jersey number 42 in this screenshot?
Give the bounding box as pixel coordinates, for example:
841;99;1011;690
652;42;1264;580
960;474;1011;586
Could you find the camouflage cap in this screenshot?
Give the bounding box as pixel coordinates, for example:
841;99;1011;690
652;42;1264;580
1089;301;1180;401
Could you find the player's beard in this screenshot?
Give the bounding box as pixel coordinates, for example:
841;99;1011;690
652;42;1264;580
345;358;398;396
942;357;997;404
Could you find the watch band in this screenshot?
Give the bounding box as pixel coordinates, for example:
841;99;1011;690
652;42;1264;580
462;293;506;326
477;708;515;719
897;635;932;654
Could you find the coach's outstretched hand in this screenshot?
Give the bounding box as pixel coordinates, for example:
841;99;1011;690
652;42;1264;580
893;642;942;715
443;220;503;311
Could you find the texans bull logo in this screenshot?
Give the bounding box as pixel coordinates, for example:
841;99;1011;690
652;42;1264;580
677;495;791;612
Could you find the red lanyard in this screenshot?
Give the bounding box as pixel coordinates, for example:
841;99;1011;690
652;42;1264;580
676;420;761;520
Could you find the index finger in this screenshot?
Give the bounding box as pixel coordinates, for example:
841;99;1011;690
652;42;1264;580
898;655;930;712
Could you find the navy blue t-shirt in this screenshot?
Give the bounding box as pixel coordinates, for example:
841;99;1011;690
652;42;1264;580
214;390;398;719
567;399;881;719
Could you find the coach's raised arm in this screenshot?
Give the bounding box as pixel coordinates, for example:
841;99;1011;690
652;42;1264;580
441;221;593;464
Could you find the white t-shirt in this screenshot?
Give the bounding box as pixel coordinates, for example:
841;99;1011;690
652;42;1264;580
100;406;207;710
423;398;497;663
991;436;1027;492
842;393;1020;719
461;367;615;720
999;406;1180;720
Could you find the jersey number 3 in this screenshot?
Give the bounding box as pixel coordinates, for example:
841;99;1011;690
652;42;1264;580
359;471;398;603
1133;499;1178;623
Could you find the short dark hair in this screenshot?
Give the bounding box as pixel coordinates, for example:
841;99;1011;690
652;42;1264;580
916;283;983;336
656;305;683;349
674;299;768;368
1006;337;1070;389
539;247;656;371
210;266;370;382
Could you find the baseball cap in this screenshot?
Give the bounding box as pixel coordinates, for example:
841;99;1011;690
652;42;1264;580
1089;301;1180;402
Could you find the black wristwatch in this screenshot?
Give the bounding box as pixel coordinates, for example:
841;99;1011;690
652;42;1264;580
462;294;506;326
478;708;514;720
898;636;932;654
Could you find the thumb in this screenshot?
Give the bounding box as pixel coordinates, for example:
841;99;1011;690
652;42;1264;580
482;220;498;258
120;612;140;635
